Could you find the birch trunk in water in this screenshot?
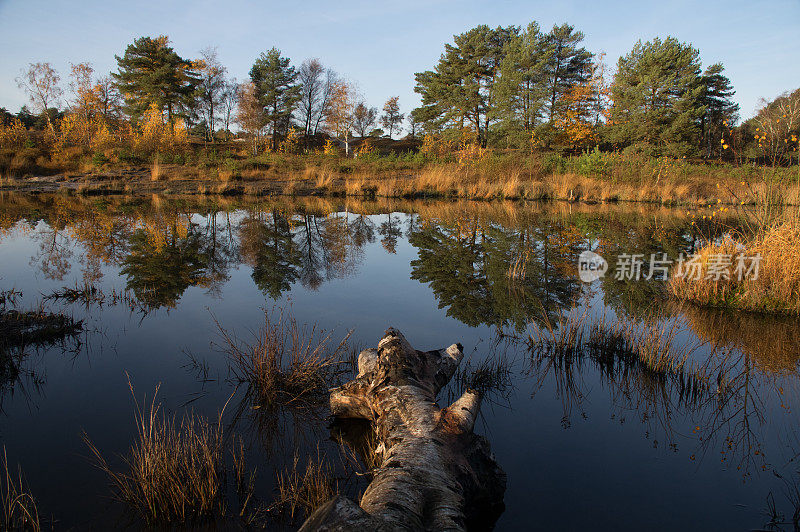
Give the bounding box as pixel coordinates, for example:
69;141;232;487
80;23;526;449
300;328;506;531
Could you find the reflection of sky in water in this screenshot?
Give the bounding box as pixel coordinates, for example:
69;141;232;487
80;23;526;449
0;196;797;530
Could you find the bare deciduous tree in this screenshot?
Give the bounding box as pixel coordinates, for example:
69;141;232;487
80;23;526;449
324;79;356;155
236;82;265;155
754;90;800;167
298;58;324;136
69;62;94;117
220;78;239;141
95;76;123;122
16;62;62;132
314;68;338;135
197;47;227;141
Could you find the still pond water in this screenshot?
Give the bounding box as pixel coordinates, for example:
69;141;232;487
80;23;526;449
0;193;799;530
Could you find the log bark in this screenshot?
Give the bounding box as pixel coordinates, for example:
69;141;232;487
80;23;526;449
300;328;505;531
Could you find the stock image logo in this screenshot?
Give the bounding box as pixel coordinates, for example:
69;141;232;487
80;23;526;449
578;251;608;282
577;250;762;284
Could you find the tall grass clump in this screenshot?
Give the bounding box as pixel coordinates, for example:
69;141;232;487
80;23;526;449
587;314;702;377
1;448;40;532
85;383;258;526
669;212;800;314
217;309;351;408
272;451;338;521
446;350;515;408
527;307;589;358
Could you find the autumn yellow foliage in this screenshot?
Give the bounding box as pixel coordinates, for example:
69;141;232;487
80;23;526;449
134;103;188;156
0;119;28;149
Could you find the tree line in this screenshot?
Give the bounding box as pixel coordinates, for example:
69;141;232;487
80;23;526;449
2;24;798;164
3;36;406;155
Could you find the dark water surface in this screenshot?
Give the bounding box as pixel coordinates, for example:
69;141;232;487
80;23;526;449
0;193;799;530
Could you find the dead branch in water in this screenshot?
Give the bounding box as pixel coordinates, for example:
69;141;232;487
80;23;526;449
300;328;506;531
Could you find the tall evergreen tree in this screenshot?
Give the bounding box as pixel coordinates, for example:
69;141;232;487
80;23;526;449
414;24;518;146
543;24;593;123
112;36;200;123
495;22;550;134
249;48;301;151
609;37;705;155
700;63;739;157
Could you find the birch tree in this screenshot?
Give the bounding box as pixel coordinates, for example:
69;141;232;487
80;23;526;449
16;62;62;132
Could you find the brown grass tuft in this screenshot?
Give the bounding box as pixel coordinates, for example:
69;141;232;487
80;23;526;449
216;309;351;409
85;382;258;526
273;451;337;521
1;448;39;532
669;212;800;314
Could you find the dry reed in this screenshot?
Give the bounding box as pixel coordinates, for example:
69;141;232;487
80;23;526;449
216;310;351;409
669;212;800;314
273;450;337;521
528;309;708;381
1;448;39;532
85;382;258;526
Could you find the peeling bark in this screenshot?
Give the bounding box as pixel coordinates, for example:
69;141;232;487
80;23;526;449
300;328;505;531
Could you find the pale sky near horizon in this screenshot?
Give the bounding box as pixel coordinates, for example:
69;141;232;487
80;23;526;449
0;0;798;123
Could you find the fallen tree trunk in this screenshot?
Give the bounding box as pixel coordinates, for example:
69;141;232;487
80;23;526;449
300;328;505;531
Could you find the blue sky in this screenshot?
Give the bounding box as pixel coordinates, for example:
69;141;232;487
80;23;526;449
0;0;798;121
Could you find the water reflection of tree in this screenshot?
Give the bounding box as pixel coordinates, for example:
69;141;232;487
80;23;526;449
526;316;792;478
240;210;301;299
121;211;235;309
675;306;800;477
313;213;362;282
408;217;583;330
596;214;694;319
378;213;402;254
200;211;240;298
30;218;74;281
8;196;375;305
239;209;366;298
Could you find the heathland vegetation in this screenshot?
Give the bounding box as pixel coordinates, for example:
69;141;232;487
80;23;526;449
0;24;798;204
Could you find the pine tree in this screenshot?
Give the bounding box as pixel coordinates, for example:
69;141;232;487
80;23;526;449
249;48;301;151
112;36;200;124
543;24;593;124
609;37;705;155
495;22;550;135
700;63;739;157
414;24;518;147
